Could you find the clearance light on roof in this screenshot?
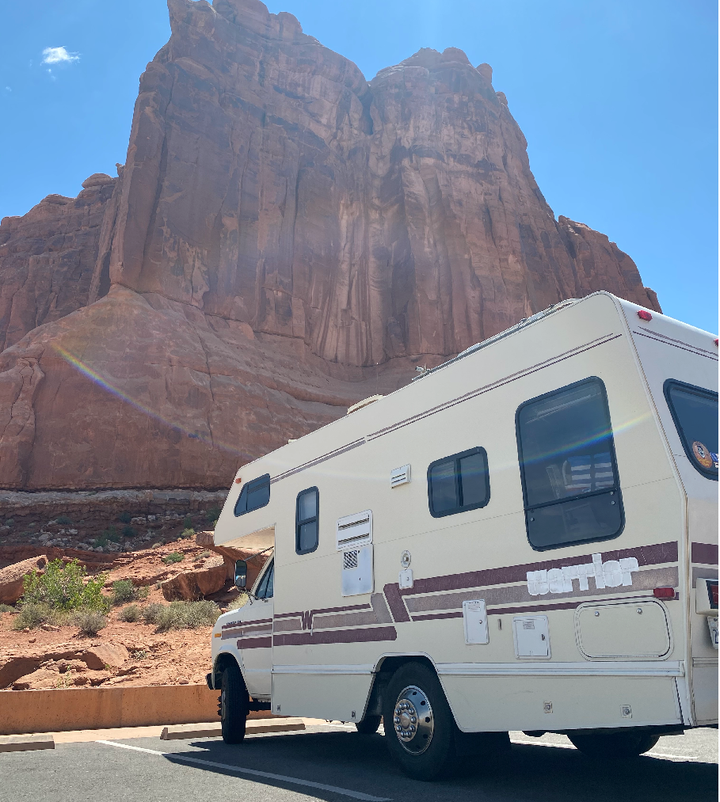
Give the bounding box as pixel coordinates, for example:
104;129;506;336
653;587;676;600
637;310;653;321
235;477;242;484
715;338;718;347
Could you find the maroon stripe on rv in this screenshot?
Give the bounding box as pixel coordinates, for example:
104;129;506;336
412;611;464;622
633;330;718;361
398;542;679;597
632;328;717;357
489;601;581;616
273;626;397;647
692;542;719;566
236;637;272;649
274;603;371;621
383;583;411;623
222;618;272;630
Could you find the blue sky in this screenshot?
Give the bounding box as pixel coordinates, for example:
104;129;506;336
0;0;716;332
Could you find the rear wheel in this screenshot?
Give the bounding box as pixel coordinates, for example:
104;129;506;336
355;715;381;735
382;662;458;781
219;663;248;744
568;730;660;759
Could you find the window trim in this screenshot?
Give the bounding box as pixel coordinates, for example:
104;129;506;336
515;376;625;552
254;558;274;599
427;446;491;518
233;473;271;517
663;379;718;481
295;486;320;555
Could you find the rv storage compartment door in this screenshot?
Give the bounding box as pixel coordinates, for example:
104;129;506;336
575;600;671;659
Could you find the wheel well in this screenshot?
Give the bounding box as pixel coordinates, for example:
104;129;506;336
213;652;242;688
365;655;438;718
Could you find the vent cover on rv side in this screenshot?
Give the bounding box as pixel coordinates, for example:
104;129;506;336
336;510;373;551
390;464;411;488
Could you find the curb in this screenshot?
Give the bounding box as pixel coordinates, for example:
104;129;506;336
0;735;55;753
161;718;305;740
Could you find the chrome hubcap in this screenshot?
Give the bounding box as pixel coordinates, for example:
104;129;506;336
393;685;434;754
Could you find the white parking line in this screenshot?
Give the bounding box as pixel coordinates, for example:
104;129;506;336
97;740;391;802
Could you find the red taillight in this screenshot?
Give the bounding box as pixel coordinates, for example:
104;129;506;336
637;310;653;321
653;587;675;600
715;338;718;347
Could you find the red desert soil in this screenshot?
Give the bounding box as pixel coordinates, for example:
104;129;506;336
0;536;245;691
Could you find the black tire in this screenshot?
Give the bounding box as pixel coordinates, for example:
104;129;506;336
355;715;381;735
219;663;248;744
382;662;458;781
568;730;660;759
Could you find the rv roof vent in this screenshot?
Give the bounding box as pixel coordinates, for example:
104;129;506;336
390;464;411;488
347;395;384;415
336;510;373;550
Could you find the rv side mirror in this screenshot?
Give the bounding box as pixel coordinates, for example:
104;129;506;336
234;560;248;589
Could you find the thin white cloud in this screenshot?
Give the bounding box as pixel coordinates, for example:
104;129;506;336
41;46;80;66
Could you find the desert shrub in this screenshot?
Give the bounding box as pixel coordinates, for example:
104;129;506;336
56;514;73;526
142;603;165;625
73;609;107;636
118;511;132;524
131;649;148;660
5;518;14;527
12;603;59;630
122;525;138;538
20;559;108;613
111;580;137;605
162;552;184;565
94;527;121;548
119;604;141;623
0;603;15;614
177;528;194;540
183;515;193;529
155;601;220;632
227;593;248;611
151;542;163;549
205;507;221;525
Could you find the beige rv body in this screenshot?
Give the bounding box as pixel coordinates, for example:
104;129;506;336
211;292;718;736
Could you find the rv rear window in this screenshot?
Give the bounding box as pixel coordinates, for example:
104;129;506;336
427;447;490;518
233;474;270;517
664;380;718;481
516;377;624;550
296;487;319;554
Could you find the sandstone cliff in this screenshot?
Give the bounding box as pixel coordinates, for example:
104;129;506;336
0;0;660;490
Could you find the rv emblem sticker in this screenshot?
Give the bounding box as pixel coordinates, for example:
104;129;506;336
691;441;716;470
526;553;639;596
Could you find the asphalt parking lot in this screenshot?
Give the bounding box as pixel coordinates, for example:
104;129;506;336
2;723;717;802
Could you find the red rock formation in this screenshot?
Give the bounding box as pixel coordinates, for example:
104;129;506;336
0;0;661;490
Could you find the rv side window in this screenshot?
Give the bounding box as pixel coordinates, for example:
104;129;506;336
427;447;490;518
663;380;718;481
255;560;274;599
296;487;319;554
516;377;624;550
234;474;270;517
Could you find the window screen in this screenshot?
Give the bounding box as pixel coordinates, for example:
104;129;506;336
234;474;270;517
427;447;490;518
664;380;718;480
296;487;319;554
516;377;623;550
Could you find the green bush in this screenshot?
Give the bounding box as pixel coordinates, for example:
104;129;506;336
177;528;194;540
142;603;165;625
154;601;220;632
119;604;141;623
205;507;221;525
162;552;184;565
0;603;15;614
122;525;138;539
4;518;14;527
94;527;121;548
118;511;132;524
73;609;107;636
56;514;73;526
111;580;136;605
183;515;193;529
12;603;58;630
20;559;108;613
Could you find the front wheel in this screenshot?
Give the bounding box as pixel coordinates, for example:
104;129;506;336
568;730;660;759
382;662;458;781
219;663;248;744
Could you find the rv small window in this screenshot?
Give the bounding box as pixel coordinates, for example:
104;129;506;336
296;487;319;554
234;474;270;517
427;447;490;518
516;377;623;550
664;380;718;481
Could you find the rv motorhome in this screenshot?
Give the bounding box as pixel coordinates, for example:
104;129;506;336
208;291;718;780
